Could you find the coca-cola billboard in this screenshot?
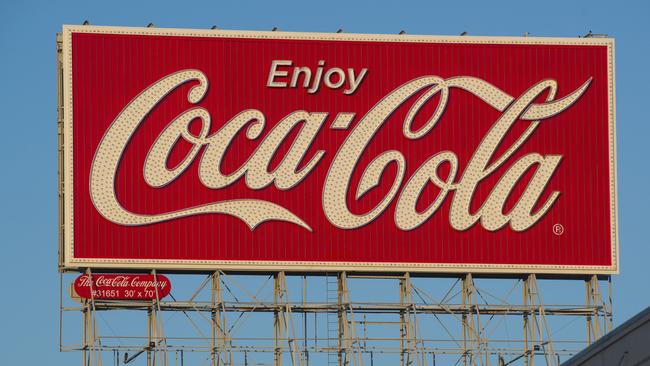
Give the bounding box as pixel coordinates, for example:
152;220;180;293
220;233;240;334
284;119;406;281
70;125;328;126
59;25;617;274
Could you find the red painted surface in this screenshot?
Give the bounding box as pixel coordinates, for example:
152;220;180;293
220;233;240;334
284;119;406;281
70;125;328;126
65;29;615;272
73;274;171;300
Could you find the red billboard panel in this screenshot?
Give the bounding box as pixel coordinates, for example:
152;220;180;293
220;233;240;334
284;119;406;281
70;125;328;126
59;25;617;274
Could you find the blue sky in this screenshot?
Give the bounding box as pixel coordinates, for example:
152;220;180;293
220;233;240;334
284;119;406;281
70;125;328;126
1;0;649;365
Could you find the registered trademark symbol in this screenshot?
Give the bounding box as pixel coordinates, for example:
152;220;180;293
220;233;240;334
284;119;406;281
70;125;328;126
553;224;564;236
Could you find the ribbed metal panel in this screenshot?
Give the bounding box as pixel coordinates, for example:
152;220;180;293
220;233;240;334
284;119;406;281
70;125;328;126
60;26;617;274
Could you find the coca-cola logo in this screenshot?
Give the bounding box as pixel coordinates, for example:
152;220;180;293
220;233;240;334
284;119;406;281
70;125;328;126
90;68;590;233
73;274;171;300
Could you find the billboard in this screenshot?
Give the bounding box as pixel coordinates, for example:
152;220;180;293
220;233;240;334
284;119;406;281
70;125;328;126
59;25;617;274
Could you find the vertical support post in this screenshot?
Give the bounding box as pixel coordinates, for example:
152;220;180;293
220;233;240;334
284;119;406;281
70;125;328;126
152;270;168;366
528;274;558;366
60;273;64;354
212;275;216;366
82;299;89;366
401;272;424;366
586;275;610;344
273;272;302;366
147;306;153;366
461;275;468;366
585;276;593;345
523;276;530;366
523;274;542;366
303;275;308;366
211;272;225;366
400;274;406;366
338;272;361;366
530;275;537;366
400;273;421;366
607;276;614;333
274;272;282;366
56;32;65;271
274;272;299;366
337;272;345;366
592;275;602;340
461;274;477;366
84;269;100;366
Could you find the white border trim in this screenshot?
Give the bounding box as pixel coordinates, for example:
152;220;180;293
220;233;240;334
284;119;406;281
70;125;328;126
60;25;618;275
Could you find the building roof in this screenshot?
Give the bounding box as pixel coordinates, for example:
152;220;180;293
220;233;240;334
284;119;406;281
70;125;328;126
562;306;650;366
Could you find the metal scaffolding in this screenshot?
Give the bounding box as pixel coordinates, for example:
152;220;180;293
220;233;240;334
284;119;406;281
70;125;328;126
55;28;616;366
60;271;613;366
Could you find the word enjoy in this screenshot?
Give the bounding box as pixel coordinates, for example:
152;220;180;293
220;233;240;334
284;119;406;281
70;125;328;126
266;60;368;94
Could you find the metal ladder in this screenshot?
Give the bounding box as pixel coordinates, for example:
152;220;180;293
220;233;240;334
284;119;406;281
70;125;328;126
326;274;339;366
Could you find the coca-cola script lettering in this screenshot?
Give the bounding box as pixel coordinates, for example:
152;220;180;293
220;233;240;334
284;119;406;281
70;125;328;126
90;70;589;232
